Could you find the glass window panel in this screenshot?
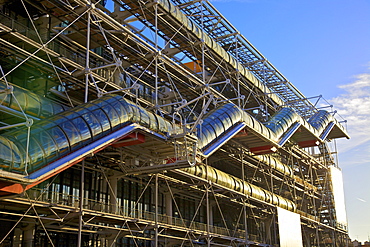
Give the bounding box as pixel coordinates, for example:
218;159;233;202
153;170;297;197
39;98;54;117
9;140;23;171
147;111;158;130
129;103;140;123
0;137;13;170
26;94;41;117
165;121;175;135
59;120;82;147
10;90;27;112
63;110;82;120
82;113;103;138
73;105;91;116
71;117;91;142
51;102;66;115
209;119;225;134
92;108;111;132
112;101;130;123
34;119;57;131
49;126;70;154
101;103;120;129
202;125;215;146
32;129;59;161
28;137;45;171
156;116;168;133
138;106;150;127
222;111;234;127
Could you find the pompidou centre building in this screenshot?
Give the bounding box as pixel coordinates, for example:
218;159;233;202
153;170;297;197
0;0;350;246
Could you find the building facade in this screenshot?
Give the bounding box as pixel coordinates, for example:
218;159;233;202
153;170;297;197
0;0;350;246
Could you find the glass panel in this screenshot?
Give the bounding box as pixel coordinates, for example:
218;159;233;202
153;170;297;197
164;120;175;135
35;119;57;131
101;103;120;129
156;115;168;133
82;113;102;139
52;104;64;115
209;118;225;134
32;129;59;162
71;117;91;142
92;108;111;132
0;137;13;170
129;102;140;123
63;110;82;120
201;125;216;147
59;120;82;147
112;100;130;124
26;94;41;117
73;105;91;117
147;111;158;130
214;113;232;130
138;106;150;128
40;98;54;117
49;126;70;154
9;139;23;171
27;137;45;171
10;90;27;112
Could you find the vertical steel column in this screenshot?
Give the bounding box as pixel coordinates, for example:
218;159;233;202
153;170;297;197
206;162;211;247
241;150;249;244
155;173;159;247
85;4;91;103
310;164;320;244
235;37;241;108
78;160;85;247
154;1;159;111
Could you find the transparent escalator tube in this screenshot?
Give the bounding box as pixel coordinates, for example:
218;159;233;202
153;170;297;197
264;108;299;138
0;81;68;118
0;95;174;175
308;110;332;133
197;103;243;149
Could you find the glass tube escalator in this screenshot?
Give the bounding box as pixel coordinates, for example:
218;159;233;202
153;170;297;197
0;95;176;177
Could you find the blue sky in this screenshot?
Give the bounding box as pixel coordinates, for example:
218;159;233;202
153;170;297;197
210;0;370;242
106;0;370;242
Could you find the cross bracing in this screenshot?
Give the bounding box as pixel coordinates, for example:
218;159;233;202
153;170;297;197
0;0;350;246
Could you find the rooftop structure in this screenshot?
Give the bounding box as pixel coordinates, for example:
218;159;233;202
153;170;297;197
0;0;350;246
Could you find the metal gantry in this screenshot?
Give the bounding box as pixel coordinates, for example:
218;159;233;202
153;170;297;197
0;0;350;246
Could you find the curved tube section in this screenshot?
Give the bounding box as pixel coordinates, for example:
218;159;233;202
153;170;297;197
263;107;348;143
253;155;294;178
197;104;348;156
308;110;347;137
0;93;348;188
181;165;296;212
0;81;69;118
0;95;178;175
264;108;300;138
197;103;275;151
197;103;244;149
150;0;284;106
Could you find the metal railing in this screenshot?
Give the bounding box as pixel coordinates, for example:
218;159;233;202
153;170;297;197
27;187;248;240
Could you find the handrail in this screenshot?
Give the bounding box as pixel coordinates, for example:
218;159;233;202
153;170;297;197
26;187;248;240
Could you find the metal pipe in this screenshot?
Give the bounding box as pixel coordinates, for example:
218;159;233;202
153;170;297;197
77;159;85;247
181;165;296;212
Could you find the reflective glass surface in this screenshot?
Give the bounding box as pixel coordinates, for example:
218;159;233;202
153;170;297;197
0;95;175;175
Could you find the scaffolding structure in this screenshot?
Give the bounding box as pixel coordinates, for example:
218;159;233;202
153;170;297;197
0;0;350;246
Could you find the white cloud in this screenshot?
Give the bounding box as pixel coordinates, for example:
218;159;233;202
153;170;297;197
329;71;370;155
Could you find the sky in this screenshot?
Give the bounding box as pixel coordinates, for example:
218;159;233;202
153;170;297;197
208;0;370;242
106;0;370;242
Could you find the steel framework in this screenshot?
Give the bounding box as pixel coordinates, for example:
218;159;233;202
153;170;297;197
0;0;349;246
